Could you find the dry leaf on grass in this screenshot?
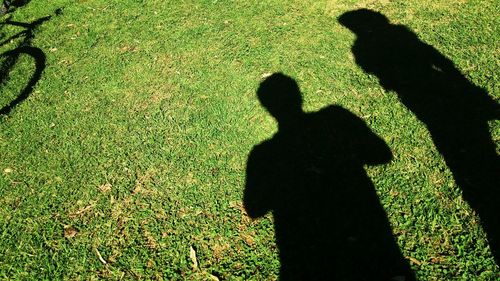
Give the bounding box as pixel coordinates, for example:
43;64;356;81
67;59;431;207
68;202;95;218
99;183;112;193
63;225;78;239
429;256;446;264
189;246;198;270
261;72;273;79
241;234;255;246
407;256;422;266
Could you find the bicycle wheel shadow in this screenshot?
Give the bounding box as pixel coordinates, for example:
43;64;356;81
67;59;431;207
339;9;500;264
0;46;45;115
0;10;57;115
244;73;415;280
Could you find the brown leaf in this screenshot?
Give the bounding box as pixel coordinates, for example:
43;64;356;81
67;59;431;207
144;230;158;249
68;203;94;218
242;234;255;246
99;183;112;193
64;226;78;239
429;256;446;264
212;242;230;261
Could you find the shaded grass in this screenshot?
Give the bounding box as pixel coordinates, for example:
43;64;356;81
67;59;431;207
0;0;498;279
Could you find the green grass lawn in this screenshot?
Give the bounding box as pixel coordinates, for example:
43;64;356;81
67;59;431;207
0;0;499;279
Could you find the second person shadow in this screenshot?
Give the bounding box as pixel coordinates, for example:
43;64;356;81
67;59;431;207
339;9;500;264
244;73;415;280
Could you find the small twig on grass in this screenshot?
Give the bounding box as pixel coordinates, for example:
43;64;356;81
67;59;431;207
95;248;107;265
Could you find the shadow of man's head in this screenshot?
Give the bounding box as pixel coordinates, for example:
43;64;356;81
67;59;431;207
257;73;303;123
338;9;390;35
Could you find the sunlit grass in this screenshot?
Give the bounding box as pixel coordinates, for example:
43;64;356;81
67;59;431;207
0;0;498;279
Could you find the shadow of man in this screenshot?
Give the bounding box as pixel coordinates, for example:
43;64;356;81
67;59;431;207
244;73;415;280
339;9;500;264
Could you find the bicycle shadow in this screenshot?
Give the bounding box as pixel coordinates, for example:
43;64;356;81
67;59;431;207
2;0;32;14
0;13;52;115
339;9;500;264
244;73;415;280
11;0;32;7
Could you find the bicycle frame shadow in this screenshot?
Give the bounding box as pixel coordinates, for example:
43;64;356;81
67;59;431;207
0;14;52;116
2;0;32;15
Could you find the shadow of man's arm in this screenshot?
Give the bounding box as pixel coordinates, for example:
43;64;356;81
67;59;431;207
422;36;500;120
244;145;275;219
325;106;392;166
360;128;392;166
352;117;392;166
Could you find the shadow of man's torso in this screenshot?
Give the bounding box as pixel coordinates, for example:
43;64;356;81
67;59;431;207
245;105;414;280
